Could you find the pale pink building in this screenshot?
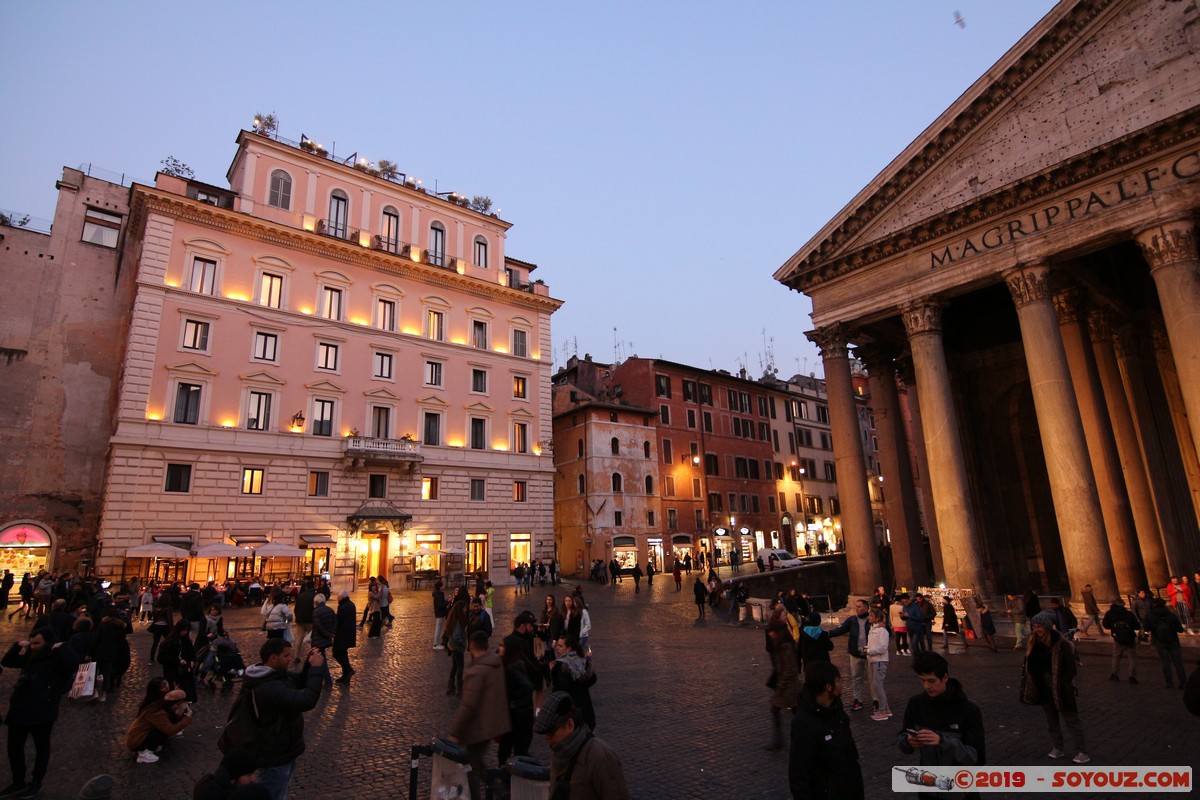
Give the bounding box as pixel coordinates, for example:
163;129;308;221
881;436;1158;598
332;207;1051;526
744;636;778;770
97;130;562;589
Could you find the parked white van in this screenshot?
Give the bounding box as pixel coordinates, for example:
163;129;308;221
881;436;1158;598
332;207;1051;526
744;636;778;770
759;548;803;569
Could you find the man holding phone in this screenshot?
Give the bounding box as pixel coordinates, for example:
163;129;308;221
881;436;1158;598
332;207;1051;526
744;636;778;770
896;652;985;799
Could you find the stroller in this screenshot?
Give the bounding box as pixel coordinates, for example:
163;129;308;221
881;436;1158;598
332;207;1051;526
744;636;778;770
201;635;245;689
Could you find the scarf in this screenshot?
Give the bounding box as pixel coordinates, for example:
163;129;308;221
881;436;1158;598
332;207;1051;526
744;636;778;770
558;651;588;680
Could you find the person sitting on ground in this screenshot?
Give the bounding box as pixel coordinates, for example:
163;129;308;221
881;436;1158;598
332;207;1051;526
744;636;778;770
124;686;193;764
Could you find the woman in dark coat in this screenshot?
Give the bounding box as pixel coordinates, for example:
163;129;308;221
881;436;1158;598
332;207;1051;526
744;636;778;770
157;620;197;701
548;635;597;730
8;573;33;621
441;597;468;695
940;597;961;652
91;611;133;702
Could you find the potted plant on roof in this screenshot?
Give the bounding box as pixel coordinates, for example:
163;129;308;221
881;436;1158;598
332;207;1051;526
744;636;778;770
377;160;400;181
253;112;278;137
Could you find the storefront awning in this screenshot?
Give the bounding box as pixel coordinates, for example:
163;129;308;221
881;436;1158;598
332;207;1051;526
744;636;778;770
230;534;271;546
301;535;337;546
347;500;412;531
0;525;51;547
671;535;693;545
152;535;194;549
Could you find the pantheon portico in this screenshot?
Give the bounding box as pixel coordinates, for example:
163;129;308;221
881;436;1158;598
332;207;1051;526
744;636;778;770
776;0;1200;603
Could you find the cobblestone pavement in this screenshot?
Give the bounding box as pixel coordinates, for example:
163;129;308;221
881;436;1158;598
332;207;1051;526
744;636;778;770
2;579;1198;799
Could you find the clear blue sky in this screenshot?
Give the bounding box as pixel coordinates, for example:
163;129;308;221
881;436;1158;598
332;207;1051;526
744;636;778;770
0;1;1057;378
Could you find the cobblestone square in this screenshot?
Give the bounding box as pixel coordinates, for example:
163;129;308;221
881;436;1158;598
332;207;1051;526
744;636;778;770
4;580;1198;799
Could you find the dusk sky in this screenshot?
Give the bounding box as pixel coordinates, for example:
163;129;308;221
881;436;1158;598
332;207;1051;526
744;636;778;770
1;1;1057;379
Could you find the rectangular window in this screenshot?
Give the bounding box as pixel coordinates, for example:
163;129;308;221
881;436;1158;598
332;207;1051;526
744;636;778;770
312;399;334;436
253;331;278;362
699;383;713;406
320;287;342;321
373;351;393;379
472;369;488;394
423;412;441;446
376;298;396;331
259;273;283;309
512;329;528;358
246;391;272;431
695;509;704;529
655;375;671;398
686;409;696;429
465;533;487;574
189;258;217;294
751;495;760;513
241;468;265;495
667;509;678;530
703;411;712;433
173;383;202;425
308;470;329;497
659;405;670;425
664;475;676;496
182;319;209;351
513;422;529;453
426;309;444;341
474;238;488;267
471;320;488;349
316;342;339;371
730;492;739;512
470;417;487;450
512;375;527;399
758;396;769;417
422;476;439;500
824;461;836;481
704;453;719;476
368;474;387;498
382;210;400;253
164;463;191;493
647;510;656;527
613;510;623;526
661;439;673;464
470;478;486;501
82;208;121;248
372;406;390;439
424;360;443;387
816;404;830;424
513;480;527;502
692;478;701;498
821;432;832;450
429;225;446;267
682;380;697;402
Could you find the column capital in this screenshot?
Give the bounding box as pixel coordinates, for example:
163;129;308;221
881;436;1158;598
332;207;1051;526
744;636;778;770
894;355;916;387
855;342;900;373
1112;325;1141;363
1149;318;1172;356
1005;261;1056;309
806;324;850;360
1135;218;1198;271
901;300;944;337
1085;308;1119;343
1052;286;1085;326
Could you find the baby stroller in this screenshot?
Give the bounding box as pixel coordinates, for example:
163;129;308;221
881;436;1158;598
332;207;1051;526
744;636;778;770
203;635;245;689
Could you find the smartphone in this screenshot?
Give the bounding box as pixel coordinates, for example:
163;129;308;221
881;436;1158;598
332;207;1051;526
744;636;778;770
903;728;920;737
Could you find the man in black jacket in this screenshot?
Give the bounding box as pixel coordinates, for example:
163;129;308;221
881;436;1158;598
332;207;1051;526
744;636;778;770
789;661;863;800
292;583;315;664
333;591;357;684
180;583;205;640
896;652;984;799
827;599;872;712
1101;600;1141;684
222;638;324;800
309;594;335;689
0;628;81;800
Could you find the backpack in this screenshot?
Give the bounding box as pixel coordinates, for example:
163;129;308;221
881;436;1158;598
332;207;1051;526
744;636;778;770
218;685;283;756
1155;618;1180;646
1111;618;1136;647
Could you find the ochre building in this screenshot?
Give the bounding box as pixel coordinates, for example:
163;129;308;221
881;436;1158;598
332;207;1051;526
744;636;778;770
776;0;1200;603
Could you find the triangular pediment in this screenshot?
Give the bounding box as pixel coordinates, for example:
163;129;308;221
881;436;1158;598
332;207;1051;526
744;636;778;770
305;379;345;394
776;0;1198;285
240;370;286;386
364;388;400;400
510;407;535;419
465;401;495;413
417;394;449;407
165;360;217;376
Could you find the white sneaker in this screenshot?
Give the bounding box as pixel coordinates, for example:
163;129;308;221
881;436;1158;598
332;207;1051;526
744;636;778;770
136;750;159;764
433;645;445;650
1073;752;1090;764
1048;748;1065;759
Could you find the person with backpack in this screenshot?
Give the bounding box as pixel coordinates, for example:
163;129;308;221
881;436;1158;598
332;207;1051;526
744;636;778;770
1101;599;1141;684
218;638;325;800
1144;597;1187;689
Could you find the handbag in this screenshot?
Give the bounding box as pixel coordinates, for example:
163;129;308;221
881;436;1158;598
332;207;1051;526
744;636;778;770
68;662;97;701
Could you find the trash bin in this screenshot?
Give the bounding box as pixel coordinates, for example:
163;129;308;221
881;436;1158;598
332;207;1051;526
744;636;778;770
508;756;551;800
431;738;470;799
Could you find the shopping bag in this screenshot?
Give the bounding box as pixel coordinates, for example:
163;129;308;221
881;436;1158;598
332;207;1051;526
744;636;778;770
69;662;97;701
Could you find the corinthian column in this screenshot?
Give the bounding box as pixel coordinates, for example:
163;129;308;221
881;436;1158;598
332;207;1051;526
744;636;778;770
858;343;926;590
1151;321;1200;526
900;301;987;593
806;324;882;596
1136;219;1200;459
1005;263;1117;602
896;357;945;583
1053;288;1144;593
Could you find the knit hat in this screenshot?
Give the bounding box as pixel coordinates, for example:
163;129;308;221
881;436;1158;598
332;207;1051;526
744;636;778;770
1031;611;1056;628
221;748;258;779
163;689;187;702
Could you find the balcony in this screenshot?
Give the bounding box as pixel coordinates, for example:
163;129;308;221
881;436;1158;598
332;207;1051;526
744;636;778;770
344;436;424;470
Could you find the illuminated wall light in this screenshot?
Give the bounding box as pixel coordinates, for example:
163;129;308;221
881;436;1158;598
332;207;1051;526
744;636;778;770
492;444;508;452
350;317;369;326
165;279;179;288
220;420;235;428
401;327;420;336
302;215;317;232
456;263;466;275
447;439;464;448
492;345;508;354
498;273;508;286
225;293;248;302
358;231;371;247
146;411;162;421
299;307;313;315
533;445;542;456
410;249;422;264
450;336;467;346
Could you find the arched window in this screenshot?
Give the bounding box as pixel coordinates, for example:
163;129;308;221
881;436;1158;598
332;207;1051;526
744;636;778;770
643;441;651;459
473;236;488;268
428;222;446;267
645;475;654;494
611;473;623;493
328;190;349;238
577;474;585;494
577;439;583;458
610;437;619;455
268;170;292;210
381;206;400;253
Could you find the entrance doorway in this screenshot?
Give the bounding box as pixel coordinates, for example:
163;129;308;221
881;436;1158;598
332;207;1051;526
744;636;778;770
647;538;664;572
0;523;53;576
357;533;389;581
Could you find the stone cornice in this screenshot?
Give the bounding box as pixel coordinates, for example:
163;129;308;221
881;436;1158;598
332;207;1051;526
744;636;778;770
131;189;563;315
786;106;1200;293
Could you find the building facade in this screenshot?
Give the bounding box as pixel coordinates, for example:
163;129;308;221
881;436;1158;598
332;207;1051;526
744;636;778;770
95;129;561;588
775;0;1200;601
0;168;137;576
551;355;883;576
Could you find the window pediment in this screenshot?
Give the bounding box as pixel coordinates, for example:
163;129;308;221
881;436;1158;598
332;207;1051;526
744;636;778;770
165;360;217;377
240;370;286;386
305;379;346;394
364;388;401;400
